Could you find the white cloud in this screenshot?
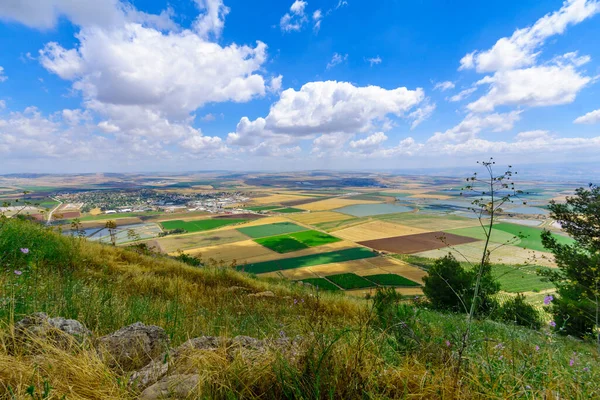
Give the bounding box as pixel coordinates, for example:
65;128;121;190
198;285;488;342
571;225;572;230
350;132;388;150
433;81;455;91
268;75;283;93
180;133;228;154
193;0;230;40
574;108;600;124
0;66;7;82
0;100;5;110
280;0;308;32
98;121;120;133
467;64;591;112
326;53;348;69
408;102;436;129
367;56;382;66
428;111;522;144
448;87;477;102
459;0;600;73
515;130;551;140
551;51;591;67
313;9;322;32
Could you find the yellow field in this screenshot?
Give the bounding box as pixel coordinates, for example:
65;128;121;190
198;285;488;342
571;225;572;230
89;208;102;216
297;198;381;211
345;287;423;297
250;194;312;204
155;229;247;253
181;240;278;264
286;211;354;225
333;220;429;242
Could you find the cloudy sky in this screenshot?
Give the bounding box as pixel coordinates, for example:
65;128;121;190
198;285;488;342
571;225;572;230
0;0;599;173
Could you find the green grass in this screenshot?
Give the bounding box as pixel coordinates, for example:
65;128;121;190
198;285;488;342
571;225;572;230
445;226;518;244
161;218;247;233
255;237;309;253
364;274;421;287
237;222;307;238
298;278;341;291
492;222;575;252
245;206;282;211
241;248;378;274
254;230;341;253
326;273;376;290
273;207;304;213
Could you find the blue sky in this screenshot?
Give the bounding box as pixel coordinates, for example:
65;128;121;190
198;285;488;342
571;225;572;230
0;0;599;173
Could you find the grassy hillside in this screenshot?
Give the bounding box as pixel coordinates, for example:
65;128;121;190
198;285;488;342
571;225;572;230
0;218;598;399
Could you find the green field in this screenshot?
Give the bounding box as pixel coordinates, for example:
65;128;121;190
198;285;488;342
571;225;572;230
492;223;575;252
161;218;247;233
254;237;309;253
237;222;307;238
445;226;519;245
254;230;341;253
273;207;304;214
241;247;378;274
326;273;375;290
78;211;162;222
492;264;554;293
245;206;282;211
364;274;421;287
298;278;341;291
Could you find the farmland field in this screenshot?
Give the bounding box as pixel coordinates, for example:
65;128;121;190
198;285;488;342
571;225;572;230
153;229;248;253
245;206;281;211
333;220;428;242
492;222;575;252
326;273;376;290
375;213;482;231
287;230;341;247
445;226;519;244
334;203;414;217
182;239;277;263
298;278;341;291
273;207;304;213
254;236;308;253
286;211;353;225
358;231;478;254
241;247;378;274
78;211;162;221
237;222;308;238
364;274;421;287
250;194;312;204
297;198;381;211
161;218;247;233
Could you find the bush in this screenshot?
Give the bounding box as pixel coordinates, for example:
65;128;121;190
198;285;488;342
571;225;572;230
494;294;543;330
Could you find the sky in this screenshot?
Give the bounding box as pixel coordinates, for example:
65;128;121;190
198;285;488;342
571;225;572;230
0;0;599;173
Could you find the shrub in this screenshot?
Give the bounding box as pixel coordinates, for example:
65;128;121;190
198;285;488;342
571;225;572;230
494;294;543;330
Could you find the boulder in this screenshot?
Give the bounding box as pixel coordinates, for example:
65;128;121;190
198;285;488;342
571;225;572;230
97;322;169;371
15;312;91;348
139;374;200;400
247;291;275;298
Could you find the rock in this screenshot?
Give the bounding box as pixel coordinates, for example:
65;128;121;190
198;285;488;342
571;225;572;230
15;312;91;348
139;374;200;400
97;322;169;371
248;291;275;298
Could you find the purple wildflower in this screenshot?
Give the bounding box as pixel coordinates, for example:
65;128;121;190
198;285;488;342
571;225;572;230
535;345;540;352
549;321;556;328
20;248;29;254
583;367;589;372
525;385;531;390
494;343;504;350
445;340;451;347
569;359;575;367
14;270;22;276
543;295;554;305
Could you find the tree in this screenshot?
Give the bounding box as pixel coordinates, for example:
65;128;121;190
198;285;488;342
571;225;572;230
105;220;118;246
541;184;600;347
495;293;543;330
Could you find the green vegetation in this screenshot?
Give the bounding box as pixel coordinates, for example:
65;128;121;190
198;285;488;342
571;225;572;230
326;273;375;290
492;222;575;252
287;230;341;246
241;247;377;274
78;211;162;221
273;207;304;213
237;222;307;238
298;277;341;291
244;205;281;211
364;274;421;287
445;226;518;244
161;218;247;233
254;236;308;253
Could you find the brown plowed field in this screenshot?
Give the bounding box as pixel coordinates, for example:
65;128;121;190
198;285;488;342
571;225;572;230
358;231;478;254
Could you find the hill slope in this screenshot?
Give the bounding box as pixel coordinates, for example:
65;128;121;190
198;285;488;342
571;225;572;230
0;218;598;399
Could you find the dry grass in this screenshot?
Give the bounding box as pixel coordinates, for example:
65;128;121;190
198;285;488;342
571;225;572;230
250;194;311;205
286;211;353;225
333;220;429;241
345;287;424;297
297;198;381;211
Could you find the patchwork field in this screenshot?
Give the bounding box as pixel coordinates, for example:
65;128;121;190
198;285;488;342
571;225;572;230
364;274;422;287
376;214;483;231
182;239;277;263
333;220;429;242
334;203;414;217
286;211;353;225
358;231;478;254
298;277;341;291
153;229;247;253
492;222;575;252
326;273;375;290
273;207;305;214
250;194;313;204
238;222;307;238
297;198;381;211
161;218;247;233
241;247;378;274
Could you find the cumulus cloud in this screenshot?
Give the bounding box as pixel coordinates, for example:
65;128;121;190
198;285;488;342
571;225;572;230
467;64;591;112
433;81;455;91
458;0;600;73
268;75;283;93
515;130;552;141
574;109;600;124
428;111;522;144
193;0;230;40
408;102;436;129
326;53;348;69
350;132;388;150
280;0;308;32
448;87;477;102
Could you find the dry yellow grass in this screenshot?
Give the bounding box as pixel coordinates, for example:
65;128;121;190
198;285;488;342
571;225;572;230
374;259;428;284
297;198;381;211
307;259;383;276
286;211;353;225
180;240;278;263
250;194;311;204
89;207;102;216
345;287;424;298
278;267;320;280
333;220;429;242
353;267;393;277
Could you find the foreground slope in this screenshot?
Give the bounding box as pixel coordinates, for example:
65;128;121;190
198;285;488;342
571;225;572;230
0;218;598;399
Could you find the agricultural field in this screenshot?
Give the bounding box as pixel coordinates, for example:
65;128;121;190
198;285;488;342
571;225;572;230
286;211;353;225
161;218;248;233
297;198;381;211
255;230;341;253
299;277;342;291
333;220;428;242
273;207;304;213
363;274;421;287
182;240;278;263
238;222;307;238
375;213;483;231
334;203;414;217
492;222;575;252
249;194;313;205
151;229;248;253
326;273;375;290
358;231;478;254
